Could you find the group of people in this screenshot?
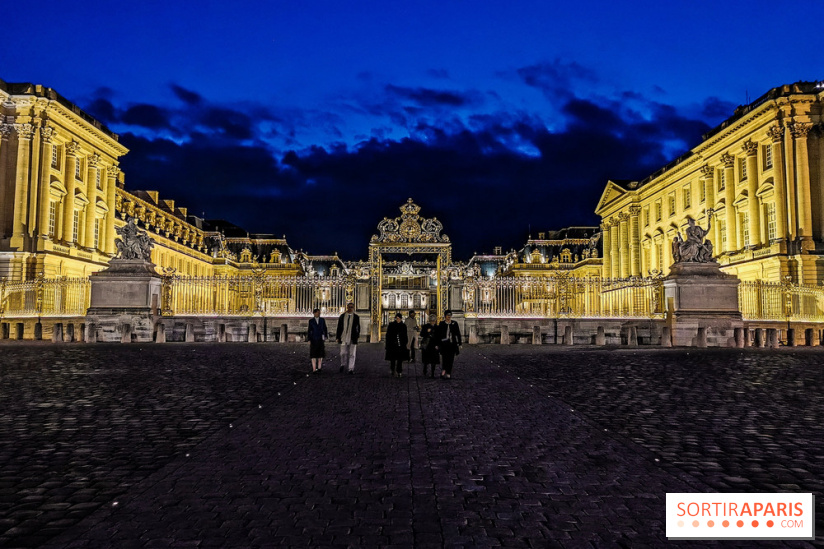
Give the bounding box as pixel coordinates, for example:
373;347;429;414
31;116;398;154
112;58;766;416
306;304;462;379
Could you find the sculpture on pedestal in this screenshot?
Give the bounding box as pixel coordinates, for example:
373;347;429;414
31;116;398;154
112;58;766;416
673;211;715;264
115;218;154;261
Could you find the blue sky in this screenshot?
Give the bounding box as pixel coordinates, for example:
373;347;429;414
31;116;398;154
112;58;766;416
4;0;823;258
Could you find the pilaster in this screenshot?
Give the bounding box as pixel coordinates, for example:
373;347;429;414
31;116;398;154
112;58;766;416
789;121;814;247
83;154;100;249
37;125;54;239
105;166;119;254
629;206;641;276
11;124;34;247
62;141;79;245
609;218;619;279
721;153;736;252
600;221;611;277
742;140;761;247
767;124;788;243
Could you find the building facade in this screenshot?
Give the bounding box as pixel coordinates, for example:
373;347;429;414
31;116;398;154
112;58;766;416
596;81;824;284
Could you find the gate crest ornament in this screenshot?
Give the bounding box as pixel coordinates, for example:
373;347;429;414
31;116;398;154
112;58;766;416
372;198;449;243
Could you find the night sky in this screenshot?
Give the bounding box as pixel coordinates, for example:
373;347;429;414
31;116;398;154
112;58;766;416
5;0;823;259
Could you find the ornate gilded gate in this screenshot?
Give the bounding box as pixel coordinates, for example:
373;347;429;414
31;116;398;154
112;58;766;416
368;199;451;342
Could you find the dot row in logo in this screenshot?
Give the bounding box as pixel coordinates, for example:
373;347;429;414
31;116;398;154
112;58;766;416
677;519;776;528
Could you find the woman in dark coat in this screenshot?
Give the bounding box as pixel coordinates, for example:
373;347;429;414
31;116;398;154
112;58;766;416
307;308;328;373
418;313;440;378
435;310;462;379
385;312;409;377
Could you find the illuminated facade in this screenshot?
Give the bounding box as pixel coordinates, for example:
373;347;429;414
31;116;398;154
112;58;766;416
596;81;824;284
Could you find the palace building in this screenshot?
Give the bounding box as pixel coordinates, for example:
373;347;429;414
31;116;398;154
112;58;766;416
596;81;824;285
3;76;824;343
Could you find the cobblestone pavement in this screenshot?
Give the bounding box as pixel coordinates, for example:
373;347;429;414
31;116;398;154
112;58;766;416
0;342;819;548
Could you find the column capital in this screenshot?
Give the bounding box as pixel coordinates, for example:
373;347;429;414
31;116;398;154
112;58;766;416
65;140;80;156
0;124;14;141
107;165;120;178
719;153;735;168
788;121;812;139
618;212;630;222
628;205;641;216
600;221;610;231
88;153;101;167
766;123;785;143
14;123;34;140
741;139;758;157
699;164;714;178
40;124;55;143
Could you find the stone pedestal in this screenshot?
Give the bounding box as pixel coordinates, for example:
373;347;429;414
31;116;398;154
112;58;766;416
663;262;743;347
85;259;162;343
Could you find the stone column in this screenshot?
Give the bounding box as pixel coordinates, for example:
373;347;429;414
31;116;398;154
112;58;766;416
609;218;621;278
767;124;788;243
0;125;15;237
789;122;814;246
743;140;761;247
700;164;714;210
104;166;118;254
664;229;675;271
629;206;641;276
601;221;611;277
618;212;630;278
83;154;100;248
37;126;55;239
11;124;34;245
721;154;736;251
61;141;79;244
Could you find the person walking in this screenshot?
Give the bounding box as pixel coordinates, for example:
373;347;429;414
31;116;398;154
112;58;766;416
385;313;409;377
419;313;440;378
307;308;328;374
336;302;360;374
435;310;462;379
404;310;419;363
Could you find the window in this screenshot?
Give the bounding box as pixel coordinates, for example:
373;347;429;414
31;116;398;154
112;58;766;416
493;246;502;255
643;206;650;227
740;212;750;247
655;200;662;222
719;169;726;191
94;218;100;249
740;158;748;181
656;242;663;271
48;201;57;237
718;220;727;253
763;145;773;170
388;294;396;309
766;203;777;242
51;144;59;168
96;169;101;189
668;193;676;217
413;294;422;308
683;185;692;210
72;211;79;243
699;180;706;203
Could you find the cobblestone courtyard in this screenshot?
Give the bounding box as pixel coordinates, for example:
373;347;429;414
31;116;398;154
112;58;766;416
0;343;822;548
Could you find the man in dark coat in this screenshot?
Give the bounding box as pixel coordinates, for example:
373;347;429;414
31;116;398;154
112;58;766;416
385;312;409;377
335;302;360;374
434;310;462;379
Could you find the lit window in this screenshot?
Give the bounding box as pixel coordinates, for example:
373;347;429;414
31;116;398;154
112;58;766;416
766;203;777;242
719;169;726;191
741;158;748;181
655;200;662;222
718;219;727;252
740;212;750;247
699;181;706;203
51;144;59;168
668;193;675;217
72;211;79;243
94;218;100;249
75;158;81;179
643;206;650;227
764;145;773;170
48;201;57;237
683;185;691;210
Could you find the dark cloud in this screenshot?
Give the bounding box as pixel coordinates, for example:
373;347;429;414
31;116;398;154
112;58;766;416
86;69;730;259
384;84;481;108
171;84;203;105
701;96;737;120
120;104;173;130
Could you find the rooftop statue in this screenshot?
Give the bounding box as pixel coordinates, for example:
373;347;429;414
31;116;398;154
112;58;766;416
115;217;155;261
673;212;715;264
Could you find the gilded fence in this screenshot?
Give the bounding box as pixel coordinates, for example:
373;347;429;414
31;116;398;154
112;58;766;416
738;280;824;321
162;273;352;317
0;277;91;318
468;276;666;319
